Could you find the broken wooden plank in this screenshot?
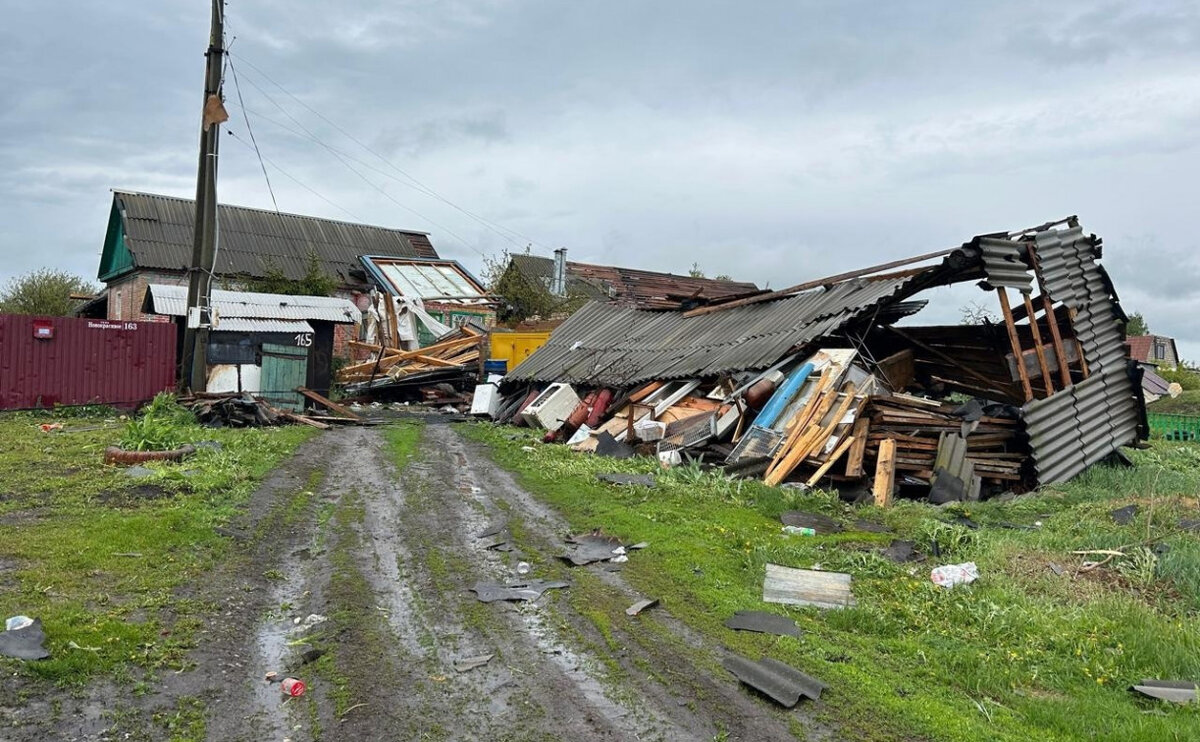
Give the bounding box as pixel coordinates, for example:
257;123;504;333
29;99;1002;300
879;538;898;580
844;418;870;478
296;386;361;421
873;438;897;507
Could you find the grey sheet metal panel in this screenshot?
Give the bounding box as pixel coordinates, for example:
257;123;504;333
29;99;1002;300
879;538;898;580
979;237;1034;293
1024;365;1141;485
507;276;917;386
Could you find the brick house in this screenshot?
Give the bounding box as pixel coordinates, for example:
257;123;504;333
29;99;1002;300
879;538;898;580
93;190;440;358
1125;334;1180;369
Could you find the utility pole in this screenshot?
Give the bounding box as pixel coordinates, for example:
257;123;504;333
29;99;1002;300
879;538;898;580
181;0;227;392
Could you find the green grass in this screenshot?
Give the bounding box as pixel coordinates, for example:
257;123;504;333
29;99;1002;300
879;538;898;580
463;423;1200;742
1148;390;1200;416
0;410;315;684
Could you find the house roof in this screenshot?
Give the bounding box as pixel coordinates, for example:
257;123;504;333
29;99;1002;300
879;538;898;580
508;253;759;309
143;284;361;325
1125;335;1153;362
108;190;438;285
1125;334;1177;364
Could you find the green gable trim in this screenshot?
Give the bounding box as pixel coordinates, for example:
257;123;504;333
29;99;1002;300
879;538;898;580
98;202;135;281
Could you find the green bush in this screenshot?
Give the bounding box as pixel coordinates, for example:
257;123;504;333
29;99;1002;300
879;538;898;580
118;393;198;451
1156;365;1200;390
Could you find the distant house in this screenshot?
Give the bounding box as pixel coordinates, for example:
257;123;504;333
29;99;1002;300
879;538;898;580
92;190;440;356
1126;334;1180;368
496;253;758;319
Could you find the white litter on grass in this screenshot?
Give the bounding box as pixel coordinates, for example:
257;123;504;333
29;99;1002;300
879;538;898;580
930;562;979;588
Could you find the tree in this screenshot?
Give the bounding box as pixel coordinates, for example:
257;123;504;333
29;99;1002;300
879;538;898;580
0;268;97;316
1124;312;1149;337
245;251;336;297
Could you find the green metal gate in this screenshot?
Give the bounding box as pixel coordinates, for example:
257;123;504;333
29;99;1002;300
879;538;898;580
260;343;308;412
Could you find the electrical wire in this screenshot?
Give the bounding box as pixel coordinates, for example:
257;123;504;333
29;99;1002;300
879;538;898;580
227;55;280;214
229;51;555;255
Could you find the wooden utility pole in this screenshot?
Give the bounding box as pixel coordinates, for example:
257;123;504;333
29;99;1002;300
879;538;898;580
181;0;227;392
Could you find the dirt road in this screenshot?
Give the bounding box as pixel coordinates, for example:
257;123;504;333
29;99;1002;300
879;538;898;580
10;422;810;741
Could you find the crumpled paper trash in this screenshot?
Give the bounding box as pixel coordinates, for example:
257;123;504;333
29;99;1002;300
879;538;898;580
930;562;979;588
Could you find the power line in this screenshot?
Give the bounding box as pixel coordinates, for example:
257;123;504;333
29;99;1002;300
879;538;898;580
225;72;491;260
226;55;280;213
226;130;365;222
229;51;555;255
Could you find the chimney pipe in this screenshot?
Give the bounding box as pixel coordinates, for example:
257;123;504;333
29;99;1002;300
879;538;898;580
551;247;567;297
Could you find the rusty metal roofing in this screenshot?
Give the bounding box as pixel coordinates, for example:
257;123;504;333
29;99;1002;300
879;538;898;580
506;275;917;386
508;253;759;309
114;191;439;286
144;284;361;324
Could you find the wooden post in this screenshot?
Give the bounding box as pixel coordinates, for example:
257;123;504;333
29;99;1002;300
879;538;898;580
1026;243;1072;387
873;439;897;507
996;288;1033;401
1021;292;1054;395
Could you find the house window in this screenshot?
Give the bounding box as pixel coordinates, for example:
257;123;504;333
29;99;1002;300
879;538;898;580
1155;342;1165;360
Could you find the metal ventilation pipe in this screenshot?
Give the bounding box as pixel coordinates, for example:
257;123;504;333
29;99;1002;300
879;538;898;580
551;247;568;297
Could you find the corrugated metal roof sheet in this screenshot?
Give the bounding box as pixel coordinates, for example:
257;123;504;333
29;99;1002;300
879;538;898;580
114;191;438;285
211;317;315;334
509;253;759;309
1024;365;1141;484
145;284;360;324
978;236;1034;293
507;275;916;386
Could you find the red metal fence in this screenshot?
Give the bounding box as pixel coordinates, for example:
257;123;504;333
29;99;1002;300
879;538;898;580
0;315;177;410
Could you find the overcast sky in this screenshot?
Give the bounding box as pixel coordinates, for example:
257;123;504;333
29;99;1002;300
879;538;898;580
2;1;1196;357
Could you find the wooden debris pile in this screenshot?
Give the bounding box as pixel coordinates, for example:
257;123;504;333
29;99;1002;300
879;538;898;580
338;325;483;392
180;394;282;427
864;395;1025;503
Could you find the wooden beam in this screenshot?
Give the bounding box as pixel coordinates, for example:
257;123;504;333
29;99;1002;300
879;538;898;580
873;439;897;507
683;246;958;318
1026;243;1072;387
996;288;1033;402
806;435;857;488
845;418;870;477
296;386;361;421
1021;292;1054;395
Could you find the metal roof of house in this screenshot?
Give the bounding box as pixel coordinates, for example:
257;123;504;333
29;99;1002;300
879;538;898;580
210;317;315;334
508;254;759;309
113;190;438;285
143;284;361;324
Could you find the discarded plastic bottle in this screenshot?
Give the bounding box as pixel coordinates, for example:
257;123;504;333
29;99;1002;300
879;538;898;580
281;677;306;697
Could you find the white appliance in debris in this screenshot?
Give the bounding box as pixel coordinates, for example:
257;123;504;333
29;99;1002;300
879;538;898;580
520;383;580;430
470;383;501;418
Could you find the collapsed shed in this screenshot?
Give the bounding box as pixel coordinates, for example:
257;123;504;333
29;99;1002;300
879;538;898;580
498;219;1147;499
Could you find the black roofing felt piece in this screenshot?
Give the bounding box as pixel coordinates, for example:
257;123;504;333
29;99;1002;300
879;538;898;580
780;511;843;534
595;432;635;459
881;540;925;564
563;533;625;566
929;472;966;505
596;473;655;487
723;654;827;707
1130;679;1198;704
469;580;569;603
0;619;50;660
723;610;803;639
1111;505;1139;525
